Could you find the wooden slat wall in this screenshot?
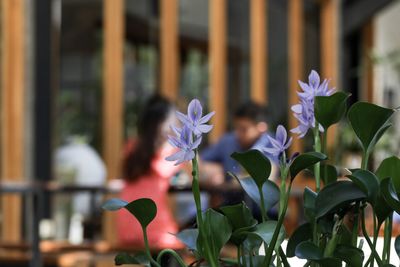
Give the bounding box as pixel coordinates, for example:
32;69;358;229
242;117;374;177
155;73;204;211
362;19;374;103
321;0;339;148
288;0;304;154
209;0;227;143
160;0;179;101
102;0;124;244
250;0;267;104
0;0;25;242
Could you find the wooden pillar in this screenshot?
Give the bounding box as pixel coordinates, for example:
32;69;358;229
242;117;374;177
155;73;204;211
362;19;374;103
0;0;25;242
320;0;339;148
288;0;304;154
209;0;227;143
250;0;267;104
160;0;179;100
102;0;124;243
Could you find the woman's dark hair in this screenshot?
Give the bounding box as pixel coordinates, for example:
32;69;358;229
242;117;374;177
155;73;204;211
123;95;173;181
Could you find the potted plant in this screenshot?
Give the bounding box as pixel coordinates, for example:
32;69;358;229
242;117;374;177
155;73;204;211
103;70;400;266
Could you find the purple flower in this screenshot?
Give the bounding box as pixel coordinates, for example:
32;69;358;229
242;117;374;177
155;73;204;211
291;70;333;137
263;125;292;158
166;125;202;165
297;70;335;101
176;99;215;136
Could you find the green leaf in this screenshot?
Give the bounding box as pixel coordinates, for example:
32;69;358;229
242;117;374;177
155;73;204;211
295;241;342;267
333;245;364;267
348;102;394;154
321;164;338;185
380;177;400;214
175;229;198;251
376;156;400;195
231;174;280;211
220;202;256;231
242;235;263;254
231;150;272;188
315;92;350;130
201;209;232;259
304;187;317;222
246;221;286;250
114;252;149;266
347;169;379;205
102;198;128;211
241;256;267;267
220;203;258;245
286;223;312;257
375;195;393;226
395;235;400;259
289;152;327;181
124;198;157;229
315;181;366;218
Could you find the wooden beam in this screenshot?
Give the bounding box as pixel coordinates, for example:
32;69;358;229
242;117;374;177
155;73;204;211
160;0;179;101
250;0;267;104
362;19;374;103
0;0;25;242
321;0;339;149
209;0;227;143
288;0;304;154
102;0;124;244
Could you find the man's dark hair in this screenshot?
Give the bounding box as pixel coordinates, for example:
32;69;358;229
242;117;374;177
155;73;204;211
234;101;268;123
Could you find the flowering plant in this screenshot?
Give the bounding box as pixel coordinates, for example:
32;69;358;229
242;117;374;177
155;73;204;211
103;70;400;267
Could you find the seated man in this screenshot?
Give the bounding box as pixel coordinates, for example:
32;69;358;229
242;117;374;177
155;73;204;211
200;101;274;206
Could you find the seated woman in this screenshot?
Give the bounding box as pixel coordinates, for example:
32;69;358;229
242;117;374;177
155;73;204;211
117;95;183;250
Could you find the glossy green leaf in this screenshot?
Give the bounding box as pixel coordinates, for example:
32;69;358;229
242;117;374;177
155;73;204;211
333;245;364;267
102;198;128;211
376;156;400;195
348;102;394;154
201;209;232;259
114;252;149;266
175;229;198;251
347;169;379;205
395;235;400;259
304;187;317;222
315;92;350;130
375;194;393;226
286;223;312;257
242;235;263;254
295;241;342;267
123;198;157;229
231;174;280;212
220;202;256;231
381;177;400;214
241;255;266;267
231;150;272;188
315;181;366;218
321;164;338;185
337;224;352;245
289;152;327;181
247;221;286;250
220;203;258;245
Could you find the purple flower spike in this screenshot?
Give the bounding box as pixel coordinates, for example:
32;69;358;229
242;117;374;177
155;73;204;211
291;70;333;137
297;70;335;101
176;99;215;135
166;126;202;165
263;125;292;158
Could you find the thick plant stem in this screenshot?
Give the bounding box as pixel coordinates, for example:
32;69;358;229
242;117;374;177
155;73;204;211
323;218;342;257
237;245;242;267
143;227;161;267
313;125;322;192
259;187;267;222
156;249;187;267
361;209;383;266
278;246;290;267
192;153;219;267
382;214;393;263
361;151;369;170
263;183;292;265
351;203;360;248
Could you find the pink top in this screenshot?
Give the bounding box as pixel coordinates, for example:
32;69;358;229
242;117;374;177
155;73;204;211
117;142;183;250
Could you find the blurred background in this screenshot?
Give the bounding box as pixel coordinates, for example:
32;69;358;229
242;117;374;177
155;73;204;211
1;0;400;266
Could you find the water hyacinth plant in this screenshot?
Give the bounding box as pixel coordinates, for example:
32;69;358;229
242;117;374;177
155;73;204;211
103;72;400;267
